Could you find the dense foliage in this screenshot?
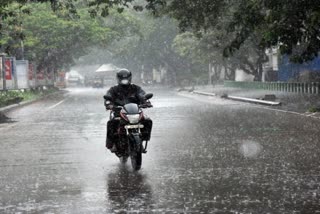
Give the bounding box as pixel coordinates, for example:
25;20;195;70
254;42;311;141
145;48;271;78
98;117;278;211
1;2;122;72
2;0;320;63
146;0;320;63
1;0;320;82
84;0;320;79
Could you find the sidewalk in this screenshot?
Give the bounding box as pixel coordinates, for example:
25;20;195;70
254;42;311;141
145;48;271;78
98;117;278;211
192;85;320;114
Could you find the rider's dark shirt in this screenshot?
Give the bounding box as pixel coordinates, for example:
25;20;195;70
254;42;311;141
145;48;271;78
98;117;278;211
105;84;146;106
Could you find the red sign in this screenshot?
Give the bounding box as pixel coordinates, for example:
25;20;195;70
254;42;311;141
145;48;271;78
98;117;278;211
47;72;52;80
58;71;66;79
28;64;34;80
5;59;12;80
37;70;45;80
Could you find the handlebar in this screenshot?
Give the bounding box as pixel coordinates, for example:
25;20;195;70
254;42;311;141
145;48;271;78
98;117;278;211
106;103;153;111
105;105;122;111
139;103;153;108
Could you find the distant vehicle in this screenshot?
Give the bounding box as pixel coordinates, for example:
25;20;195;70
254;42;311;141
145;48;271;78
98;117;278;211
66;70;84;87
67;76;82;87
92;79;103;88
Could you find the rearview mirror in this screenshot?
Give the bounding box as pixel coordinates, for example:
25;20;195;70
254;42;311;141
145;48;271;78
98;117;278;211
103;95;112;101
145;93;153;100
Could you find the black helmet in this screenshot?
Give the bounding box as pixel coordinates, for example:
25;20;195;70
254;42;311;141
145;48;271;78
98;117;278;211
116;69;132;85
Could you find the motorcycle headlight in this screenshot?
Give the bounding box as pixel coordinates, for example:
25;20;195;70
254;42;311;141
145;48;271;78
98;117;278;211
126;114;140;124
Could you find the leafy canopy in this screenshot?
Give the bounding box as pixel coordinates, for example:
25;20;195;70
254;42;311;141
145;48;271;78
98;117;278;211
1;2;118;71
147;0;320;63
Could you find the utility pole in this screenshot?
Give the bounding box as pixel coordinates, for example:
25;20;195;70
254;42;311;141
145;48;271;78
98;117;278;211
0;53;7;90
13;57;18;89
208;62;212;85
19;5;25;60
20;40;25;60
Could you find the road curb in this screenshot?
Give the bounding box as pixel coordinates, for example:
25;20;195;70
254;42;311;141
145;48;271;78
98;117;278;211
0;100;36;113
191;90;281;106
0;90;65;113
192;90;217;97
226;95;281;106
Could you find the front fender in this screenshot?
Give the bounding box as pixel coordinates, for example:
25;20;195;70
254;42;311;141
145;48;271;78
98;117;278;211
129;133;142;152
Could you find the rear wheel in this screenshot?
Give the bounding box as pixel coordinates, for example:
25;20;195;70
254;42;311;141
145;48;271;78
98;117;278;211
130;135;142;170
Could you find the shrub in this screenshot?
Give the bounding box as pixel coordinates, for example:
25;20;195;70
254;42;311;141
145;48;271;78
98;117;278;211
308;106;320;113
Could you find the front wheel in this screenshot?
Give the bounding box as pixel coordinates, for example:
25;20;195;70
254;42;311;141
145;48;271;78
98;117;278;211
130;135;142;170
119;156;128;164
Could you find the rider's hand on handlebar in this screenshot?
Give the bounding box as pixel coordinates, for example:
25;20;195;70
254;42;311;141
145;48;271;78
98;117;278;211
106;104;114;110
140;102;153;108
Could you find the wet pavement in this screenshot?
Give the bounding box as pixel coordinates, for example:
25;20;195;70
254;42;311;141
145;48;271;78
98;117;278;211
0;87;320;213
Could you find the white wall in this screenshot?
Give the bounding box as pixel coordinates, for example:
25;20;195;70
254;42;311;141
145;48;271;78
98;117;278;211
16;60;29;89
153;69;161;83
235;69;255;82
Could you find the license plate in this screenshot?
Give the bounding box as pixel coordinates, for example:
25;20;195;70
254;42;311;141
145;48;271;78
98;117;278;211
125;124;144;129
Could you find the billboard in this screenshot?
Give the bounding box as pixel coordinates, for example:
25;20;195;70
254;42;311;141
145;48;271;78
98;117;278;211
28;64;34;80
5;58;13;80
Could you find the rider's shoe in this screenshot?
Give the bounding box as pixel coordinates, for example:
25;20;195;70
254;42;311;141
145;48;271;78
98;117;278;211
106;139;113;149
110;144;117;153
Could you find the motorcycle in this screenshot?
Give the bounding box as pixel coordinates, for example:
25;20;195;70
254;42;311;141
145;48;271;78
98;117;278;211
104;93;153;170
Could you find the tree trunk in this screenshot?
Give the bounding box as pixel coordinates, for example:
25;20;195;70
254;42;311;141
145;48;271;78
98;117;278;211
225;67;236;81
254;63;263;81
212;64;222;82
208;63;212;85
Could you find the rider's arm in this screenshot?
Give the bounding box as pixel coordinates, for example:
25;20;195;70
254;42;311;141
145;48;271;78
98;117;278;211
104;87;115;110
137;86;146;97
135;85;152;107
136;85;147;104
105;100;114;110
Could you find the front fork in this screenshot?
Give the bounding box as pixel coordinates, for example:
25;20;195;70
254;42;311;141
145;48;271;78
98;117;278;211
128;131;148;154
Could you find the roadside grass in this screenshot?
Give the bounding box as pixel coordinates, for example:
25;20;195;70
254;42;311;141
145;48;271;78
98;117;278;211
308;106;320;113
0;89;58;108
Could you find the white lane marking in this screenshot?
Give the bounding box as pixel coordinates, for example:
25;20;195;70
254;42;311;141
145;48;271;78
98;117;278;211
47;99;65;110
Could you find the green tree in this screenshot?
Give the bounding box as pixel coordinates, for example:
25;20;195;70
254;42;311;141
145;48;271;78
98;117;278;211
171;4;268;81
1;3;114;73
145;0;320;63
3;0;319;64
109;16;207;85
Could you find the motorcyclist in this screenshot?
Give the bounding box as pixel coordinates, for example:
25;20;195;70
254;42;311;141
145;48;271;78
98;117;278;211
104;69;153;152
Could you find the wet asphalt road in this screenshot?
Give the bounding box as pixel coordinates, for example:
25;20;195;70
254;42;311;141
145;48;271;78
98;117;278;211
0;87;320;213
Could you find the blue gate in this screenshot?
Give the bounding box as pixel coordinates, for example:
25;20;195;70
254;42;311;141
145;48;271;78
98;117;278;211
278;55;320;81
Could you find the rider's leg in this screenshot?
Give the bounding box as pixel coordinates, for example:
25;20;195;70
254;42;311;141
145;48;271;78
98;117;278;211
141;117;153;141
106;119;119;149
